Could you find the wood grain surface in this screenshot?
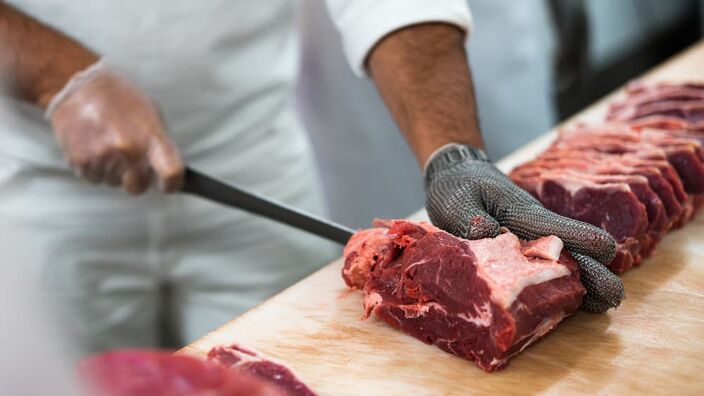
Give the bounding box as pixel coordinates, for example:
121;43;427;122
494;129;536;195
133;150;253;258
181;41;704;395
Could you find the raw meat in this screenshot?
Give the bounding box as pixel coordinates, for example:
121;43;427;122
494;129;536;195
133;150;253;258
608;82;704;128
628;115;704;132
343;219;585;372
78;349;284;396
513;152;685;227
548;124;704;207
511;169;650;273
509;82;704;274
208;344;317;396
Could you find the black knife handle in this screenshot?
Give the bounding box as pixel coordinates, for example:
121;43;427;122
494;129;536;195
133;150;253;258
182;167;354;245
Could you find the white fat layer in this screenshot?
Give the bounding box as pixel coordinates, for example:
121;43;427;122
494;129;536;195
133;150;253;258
470;233;571;309
363;292;383;313
488;312;567;369
214;345;307;384
517;315;565;353
522;236;563;261
362;291;384;320
547;174;632;196
379;299;493;328
228;349;262;366
457;302;493;327
398;301;447;319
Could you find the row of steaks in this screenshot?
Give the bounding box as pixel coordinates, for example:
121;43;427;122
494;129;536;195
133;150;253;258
343;81;704;372
511;82;704;272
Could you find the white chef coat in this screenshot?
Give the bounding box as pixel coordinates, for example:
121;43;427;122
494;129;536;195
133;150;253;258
0;218;79;395
0;0;472;353
298;0;555;228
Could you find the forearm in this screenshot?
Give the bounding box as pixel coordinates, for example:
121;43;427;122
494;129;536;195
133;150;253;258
0;2;98;107
368;23;482;166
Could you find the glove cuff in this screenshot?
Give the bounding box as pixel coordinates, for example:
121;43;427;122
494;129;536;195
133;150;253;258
44;57;110;120
423;143;489;184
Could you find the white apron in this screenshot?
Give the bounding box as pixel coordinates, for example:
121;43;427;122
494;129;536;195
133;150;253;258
0;0;472;353
0;0;337;353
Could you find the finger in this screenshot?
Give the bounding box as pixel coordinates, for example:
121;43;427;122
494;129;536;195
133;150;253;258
106;173;121;187
426;189;500;239
104;156;124;186
84;157;110;184
148;137;183;193
121;165;151;195
570;252;625;313
463;208;501;239
498;204;617;265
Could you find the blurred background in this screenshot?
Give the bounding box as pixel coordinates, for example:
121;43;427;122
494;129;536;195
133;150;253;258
298;0;704;229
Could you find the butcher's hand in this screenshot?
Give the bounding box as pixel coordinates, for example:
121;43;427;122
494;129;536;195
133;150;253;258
46;60;183;194
424;143;624;313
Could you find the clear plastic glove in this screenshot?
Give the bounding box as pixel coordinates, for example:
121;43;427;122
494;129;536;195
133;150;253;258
46;60;183;194
424;143;624;313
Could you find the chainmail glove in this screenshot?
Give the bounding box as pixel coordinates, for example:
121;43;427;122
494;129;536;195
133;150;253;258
424;143;624;313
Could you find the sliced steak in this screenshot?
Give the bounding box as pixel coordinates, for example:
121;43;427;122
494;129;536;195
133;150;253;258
508;83;704;274
514;152;684;227
550;126;704;196
512;167;667;263
608;82;704;124
511;171;647;272
78;350;284;396
208;344;316;396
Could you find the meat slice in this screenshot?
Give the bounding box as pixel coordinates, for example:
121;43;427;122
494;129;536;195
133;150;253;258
550;125;704;196
208;344;316;396
611;100;704;124
628;115;704;132
608;82;704;125
343;220;585;372
507;83;704;275
509;122;704;271
513;167;667;261
511;171;647;273
514;152;684;227
78;350;284;396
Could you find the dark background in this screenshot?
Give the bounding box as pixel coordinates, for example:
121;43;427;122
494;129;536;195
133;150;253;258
551;0;702;120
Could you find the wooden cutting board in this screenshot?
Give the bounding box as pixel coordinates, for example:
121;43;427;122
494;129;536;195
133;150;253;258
181;42;704;395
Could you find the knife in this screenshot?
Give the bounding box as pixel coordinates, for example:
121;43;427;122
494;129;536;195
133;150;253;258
181;167;355;245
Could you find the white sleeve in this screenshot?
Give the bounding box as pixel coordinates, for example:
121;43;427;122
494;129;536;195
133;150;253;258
325;0;474;77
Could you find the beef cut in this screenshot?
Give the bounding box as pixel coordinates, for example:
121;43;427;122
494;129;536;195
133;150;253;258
608;82;704;130
208;344;317;396
342;219;585;372
78;349;284;396
509;82;704;273
511;169;650;272
514;151;688;227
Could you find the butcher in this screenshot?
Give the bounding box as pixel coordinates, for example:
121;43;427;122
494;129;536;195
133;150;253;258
0;0;622;354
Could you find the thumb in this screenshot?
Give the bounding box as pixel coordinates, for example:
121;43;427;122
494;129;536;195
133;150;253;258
427;196;501;240
461;208;501;240
148;137;184;192
570;252;625;313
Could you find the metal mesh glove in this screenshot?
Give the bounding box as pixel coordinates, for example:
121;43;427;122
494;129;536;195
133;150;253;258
424;143;624;313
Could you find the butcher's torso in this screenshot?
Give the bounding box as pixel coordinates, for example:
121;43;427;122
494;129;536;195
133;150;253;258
1;0;308;183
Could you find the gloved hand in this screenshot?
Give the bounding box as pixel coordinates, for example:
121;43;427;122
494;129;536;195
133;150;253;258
424;143;624;313
45;59;183;194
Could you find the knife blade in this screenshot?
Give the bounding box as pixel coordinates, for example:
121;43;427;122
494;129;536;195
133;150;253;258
181;167;355;245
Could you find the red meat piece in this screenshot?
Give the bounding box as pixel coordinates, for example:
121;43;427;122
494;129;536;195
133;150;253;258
342;220;585;372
